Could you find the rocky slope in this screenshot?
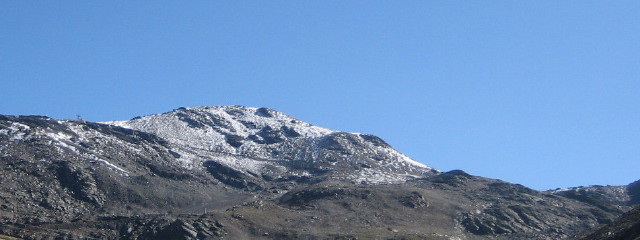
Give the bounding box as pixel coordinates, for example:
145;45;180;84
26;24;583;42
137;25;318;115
576;207;640;240
0;106;637;239
0;114;253;223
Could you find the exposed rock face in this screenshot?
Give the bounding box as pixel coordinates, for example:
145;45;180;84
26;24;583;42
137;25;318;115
0;106;637;239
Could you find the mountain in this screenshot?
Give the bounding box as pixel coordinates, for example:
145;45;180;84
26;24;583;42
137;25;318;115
0;106;636;239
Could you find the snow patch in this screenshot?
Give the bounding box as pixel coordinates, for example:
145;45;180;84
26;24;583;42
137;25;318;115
45;131;79;153
95;158;130;176
4;122;31;141
46;131;72;141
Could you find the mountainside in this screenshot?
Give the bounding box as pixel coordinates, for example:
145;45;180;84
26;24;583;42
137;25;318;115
0;106;637;239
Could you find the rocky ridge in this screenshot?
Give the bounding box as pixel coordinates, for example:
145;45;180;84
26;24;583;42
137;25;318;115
0;106;637;239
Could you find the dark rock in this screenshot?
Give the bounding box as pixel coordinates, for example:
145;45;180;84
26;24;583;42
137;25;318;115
399;191;428;208
54;161;104;206
628;180;640;205
280;186;371;207
359;134;390;148
175;112;206;129
280;126;300;138
146;164;191;180
203;161;261;191
255;107;275;117
578;207;640;240
429;170;473;187
155;219;198;240
255;126;284;144
225;134;244;147
319;133;362;152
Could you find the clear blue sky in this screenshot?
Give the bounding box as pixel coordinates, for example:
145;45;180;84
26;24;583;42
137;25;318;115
2;1;638;190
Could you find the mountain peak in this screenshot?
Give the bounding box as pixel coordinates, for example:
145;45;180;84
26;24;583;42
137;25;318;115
104;105;433;184
107;105;335;149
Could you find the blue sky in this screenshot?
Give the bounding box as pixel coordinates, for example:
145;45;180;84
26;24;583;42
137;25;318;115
1;1;638;190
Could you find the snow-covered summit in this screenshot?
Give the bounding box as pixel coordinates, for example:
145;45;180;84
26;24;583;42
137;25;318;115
104;105;435;184
106;106;333;152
